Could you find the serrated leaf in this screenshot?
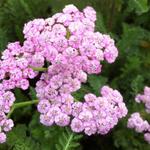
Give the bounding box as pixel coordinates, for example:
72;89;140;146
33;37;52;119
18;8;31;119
117;23;150;55
7;124;40;150
131;75;144;94
56;127;82;150
7;124;27;146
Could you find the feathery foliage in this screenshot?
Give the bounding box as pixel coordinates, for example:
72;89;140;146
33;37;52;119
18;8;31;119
56;128;82;150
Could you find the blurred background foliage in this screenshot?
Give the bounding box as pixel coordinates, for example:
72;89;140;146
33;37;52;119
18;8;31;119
0;0;150;149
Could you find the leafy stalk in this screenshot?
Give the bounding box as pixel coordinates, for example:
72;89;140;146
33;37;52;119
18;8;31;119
63;132;74;150
7;100;38;118
56;127;82;150
30;67;48;71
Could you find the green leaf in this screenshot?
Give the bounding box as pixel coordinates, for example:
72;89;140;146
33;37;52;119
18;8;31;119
15;25;24;43
29;113;64;150
72;84;92;101
121;56;142;77
96;12;107;33
19;0;33;18
131;75;144;95
117;23;150;56
14;88;29;102
88;74;108;95
7;124;27;146
0;28;8;51
0;0;52;46
113;129;150;150
56;127;82;150
29;87;37;100
128;0;149;15
7;124;40;150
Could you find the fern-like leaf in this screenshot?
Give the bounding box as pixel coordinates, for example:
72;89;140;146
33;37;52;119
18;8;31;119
56;127;82;150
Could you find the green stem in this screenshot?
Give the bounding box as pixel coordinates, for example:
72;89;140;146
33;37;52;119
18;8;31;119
7;107;15;118
64;132;74;150
66;28;71;39
7;100;38;118
30;66;48;71
74;98;79;102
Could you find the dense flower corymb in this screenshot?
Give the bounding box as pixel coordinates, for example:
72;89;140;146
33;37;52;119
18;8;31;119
71;86;128;135
0;4;126;143
127;112;149;133
128;86;150;144
135;86;150;113
127;112;150;144
33;4;126;135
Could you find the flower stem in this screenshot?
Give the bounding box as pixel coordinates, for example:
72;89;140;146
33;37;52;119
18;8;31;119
30;67;48;71
66;28;71;39
7;100;38;118
74;98;79;102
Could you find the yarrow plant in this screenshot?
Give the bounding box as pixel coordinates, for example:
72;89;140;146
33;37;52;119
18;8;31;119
70;86;127;135
127;86;150;144
135;86;150;113
0;4;128;143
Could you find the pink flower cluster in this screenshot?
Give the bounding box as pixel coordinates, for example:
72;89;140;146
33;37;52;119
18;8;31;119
0;4;124;143
127;86;150;144
32;4;125;134
127;113;149;133
71;86;127;135
37;85;127;135
135;86;150;113
127;112;150;144
0;42;37;90
22;4;118;75
0;91;14;143
0;41;38;143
